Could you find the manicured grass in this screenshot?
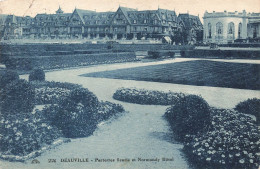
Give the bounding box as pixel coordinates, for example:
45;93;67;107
82;60;260;90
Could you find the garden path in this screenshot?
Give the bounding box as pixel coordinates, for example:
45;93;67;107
1;58;260;169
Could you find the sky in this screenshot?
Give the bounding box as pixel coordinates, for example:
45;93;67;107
0;0;259;21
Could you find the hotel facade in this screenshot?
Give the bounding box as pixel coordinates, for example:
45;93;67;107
0;6;203;44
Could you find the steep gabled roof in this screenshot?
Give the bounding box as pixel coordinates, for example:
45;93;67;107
0;14;8;25
178;13;202;30
114;6;137;24
73;8;96;24
5;15;17;24
83;12;114;25
127;10;160;25
76;9;96;15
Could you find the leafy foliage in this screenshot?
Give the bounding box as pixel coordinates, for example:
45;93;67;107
164;94;211;141
29;68;45;81
0;70;19;89
235;98;260;125
45;88;100;138
0;112;62;156
0;79;35;115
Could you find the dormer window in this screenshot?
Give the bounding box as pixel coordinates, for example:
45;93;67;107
144;19;147;24
133;20;137;24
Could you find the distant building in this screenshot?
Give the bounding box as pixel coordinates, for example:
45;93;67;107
0;6;203;43
67;6;179;40
178;13;203;44
247;13;260;39
203;10;260;44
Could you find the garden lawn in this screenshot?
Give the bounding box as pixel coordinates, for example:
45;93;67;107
82;60;260;90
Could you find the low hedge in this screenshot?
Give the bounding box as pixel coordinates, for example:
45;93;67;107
5;52;137;70
0;44;194;54
113;88;184;105
112;44;194;51
184;108;260;169
181;49;260;59
235;98;260;125
147;50;175;59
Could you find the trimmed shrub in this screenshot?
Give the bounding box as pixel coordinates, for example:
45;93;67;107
164;94;211;141
49;88;99;138
0;79;35;115
0;111;62;156
0;70;19;89
184;108;260;169
235;98;260;125
29;68;45;81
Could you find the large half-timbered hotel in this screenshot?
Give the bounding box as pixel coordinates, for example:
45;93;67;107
0;6;203;43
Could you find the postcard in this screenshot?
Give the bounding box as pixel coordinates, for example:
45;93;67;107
0;0;259;169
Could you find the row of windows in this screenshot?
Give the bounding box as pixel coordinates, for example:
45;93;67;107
207;22;243;37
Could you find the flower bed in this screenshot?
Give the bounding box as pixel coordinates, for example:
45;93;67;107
113;88;184;105
0;110;63;158
96;101;125;122
31;81;82;90
35;87;71;104
31;81;82;105
183;108;260;169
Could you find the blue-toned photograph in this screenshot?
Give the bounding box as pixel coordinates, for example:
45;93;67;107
0;0;259;169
